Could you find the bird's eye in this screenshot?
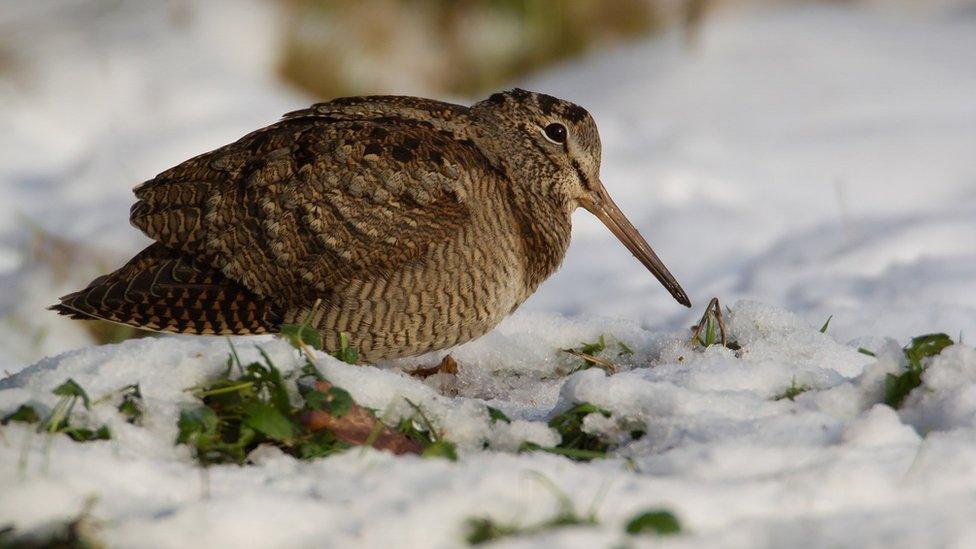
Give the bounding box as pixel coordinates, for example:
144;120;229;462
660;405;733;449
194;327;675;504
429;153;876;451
542;122;567;144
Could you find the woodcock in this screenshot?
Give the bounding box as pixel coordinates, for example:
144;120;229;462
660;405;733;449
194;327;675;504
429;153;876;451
53;89;691;361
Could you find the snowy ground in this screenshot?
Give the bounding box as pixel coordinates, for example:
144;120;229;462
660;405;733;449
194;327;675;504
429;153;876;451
2;1;976;547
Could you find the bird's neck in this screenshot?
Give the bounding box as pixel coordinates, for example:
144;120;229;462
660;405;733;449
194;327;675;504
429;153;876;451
487;167;573;296
463;111;573;295
513;190;573;295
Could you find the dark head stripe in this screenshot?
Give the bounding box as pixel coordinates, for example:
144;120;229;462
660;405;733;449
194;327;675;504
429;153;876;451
536;93;559;115
563;104;589;123
571;159;594;191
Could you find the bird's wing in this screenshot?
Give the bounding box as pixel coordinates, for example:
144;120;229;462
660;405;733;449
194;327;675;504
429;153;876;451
130;113;484;307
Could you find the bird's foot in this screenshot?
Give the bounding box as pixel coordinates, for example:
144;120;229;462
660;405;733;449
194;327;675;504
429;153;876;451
410;354;459;378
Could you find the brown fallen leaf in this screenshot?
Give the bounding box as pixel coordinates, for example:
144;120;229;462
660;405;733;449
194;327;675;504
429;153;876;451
301;380;423;455
409;355;459;378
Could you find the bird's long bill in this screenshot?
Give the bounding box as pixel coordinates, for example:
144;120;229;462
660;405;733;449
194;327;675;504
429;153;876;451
580;183;692;307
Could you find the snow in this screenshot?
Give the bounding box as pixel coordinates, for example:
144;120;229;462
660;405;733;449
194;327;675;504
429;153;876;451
3;1;976;547
4;302;976;547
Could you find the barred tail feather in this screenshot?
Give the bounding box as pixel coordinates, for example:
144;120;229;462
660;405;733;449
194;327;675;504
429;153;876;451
51;244;282;336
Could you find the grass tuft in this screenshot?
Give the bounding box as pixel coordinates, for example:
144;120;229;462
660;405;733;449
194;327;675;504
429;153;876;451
333;332;360;365
774;377;811;402
625;509;682;536
617;341;634;357
38;379;111;442
279;324;322;352
884;333;953;408
819;315;833;334
305;387;353;417
277;300;361;364
115;384;144;425
393;398;458;460
177;345;459;465
53;379;91;410
518;402;632;462
464;518;521;545
2;404;39;425
422;440;459;461
464;475;598;545
690;298;740;350
486;406;510;424
177;349;347;465
561;334;633;374
562;335;612;373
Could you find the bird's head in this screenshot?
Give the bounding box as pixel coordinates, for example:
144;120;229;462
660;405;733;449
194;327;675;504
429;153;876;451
470;88;691;307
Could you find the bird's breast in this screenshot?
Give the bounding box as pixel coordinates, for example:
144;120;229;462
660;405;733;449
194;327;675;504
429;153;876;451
311;206;528;359
306;175;573;361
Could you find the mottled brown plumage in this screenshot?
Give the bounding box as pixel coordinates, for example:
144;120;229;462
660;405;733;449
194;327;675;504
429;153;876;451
53;89;690;361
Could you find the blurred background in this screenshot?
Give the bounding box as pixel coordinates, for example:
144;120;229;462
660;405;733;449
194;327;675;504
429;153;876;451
1;0;975;371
